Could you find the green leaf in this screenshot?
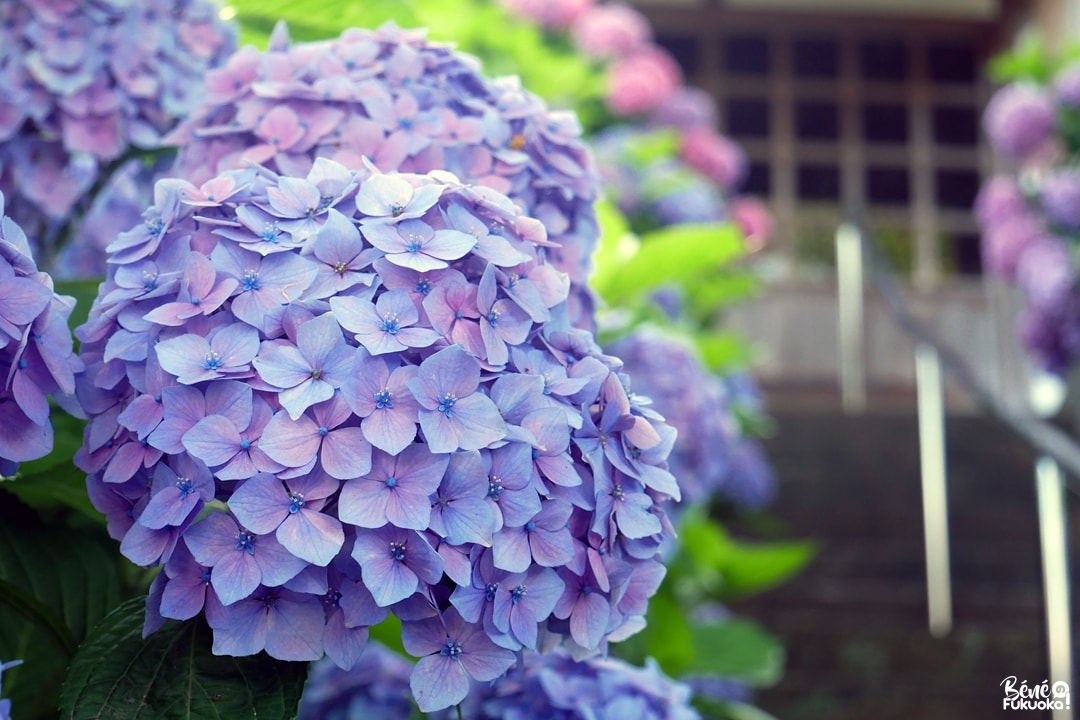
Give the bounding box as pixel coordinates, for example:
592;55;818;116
0;515;121;718
54;279;103;337
368;613;406;657
688;618;784;687
678;513;815;598
695;332;754;373
593;223;745;304
694;697;779;720
59;597;309;720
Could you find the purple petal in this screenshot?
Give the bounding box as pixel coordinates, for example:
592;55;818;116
411;655;469;713
228;474;289;535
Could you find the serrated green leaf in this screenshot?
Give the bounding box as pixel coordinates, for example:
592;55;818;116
688;619;783;687
60;597;309;720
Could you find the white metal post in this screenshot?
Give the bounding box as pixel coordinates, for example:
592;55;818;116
1036;456;1073;720
836;223;866;414
915;343;952;637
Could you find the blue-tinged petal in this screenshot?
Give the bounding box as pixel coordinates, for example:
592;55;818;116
263;592;325;661
209;596;267;657
277;510;344;566
338;479;390;528
570;591;610;650
320;426;372;480
259;410;321;468
411;655;469;713
211;547;262;606
450;393;507;451
182;414;241;467
228;473;289;535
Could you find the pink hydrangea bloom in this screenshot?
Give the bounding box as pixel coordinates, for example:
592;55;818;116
605;47;682;117
729;197;774;252
571;3;652;59
679;128;747;191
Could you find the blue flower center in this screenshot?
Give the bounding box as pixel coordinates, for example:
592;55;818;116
582;585;593;596
440;639;463;658
241;270;260;292
199;570;212;584
486;310;499;325
235;532;256;554
323;589;342;608
414;279;432;295
260;223;280;243
487;475;503;501
381;314;400;334
203;351;223;371
389;541;406;562
389;203;405;217
611;484;625;501
153;392;162;402
310;368;324;380
525;520;536;533
375;389;393;409
385;476;397;489
406;239;422;253
190;297;201;306
17;358;27;369
511;584;527;604
485;582;499;602
531;447;540;460
333;260;349;275
239;439;251;450
318;426;329;437
399;117;414;130
175;478;193;497
438;393;457;417
146;217;164;236
288;492;305;514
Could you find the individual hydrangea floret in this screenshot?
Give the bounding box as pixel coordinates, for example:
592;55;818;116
76;163;680;712
168;22;602;328
606;47;683;117
0;191;81;475
0;0;236;272
608;328;774;509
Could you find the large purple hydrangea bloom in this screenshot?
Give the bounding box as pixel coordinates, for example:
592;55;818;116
0;0;235;272
168;22;601;327
0;191;80;476
607;328;774;510
76;162;679;712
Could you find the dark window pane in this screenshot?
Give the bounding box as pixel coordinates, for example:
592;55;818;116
860;40;907;82
935;169;980;209
797;164;840;201
796;100;839;141
656;33;700;76
948;231;983;275
744;162;771;196
725;34;770;76
726;97;770;138
932;105;978;146
862;103;908;144
928;42;977;84
794;36;838;78
867;167;910;205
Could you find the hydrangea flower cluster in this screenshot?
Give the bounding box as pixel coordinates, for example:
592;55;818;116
608;328;774;509
976;71;1080;373
75;162;679;712
454;648;702;720
0;659;20;720
168;22;601;327
298;644;415;720
0;0;235;271
0;191;80;476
